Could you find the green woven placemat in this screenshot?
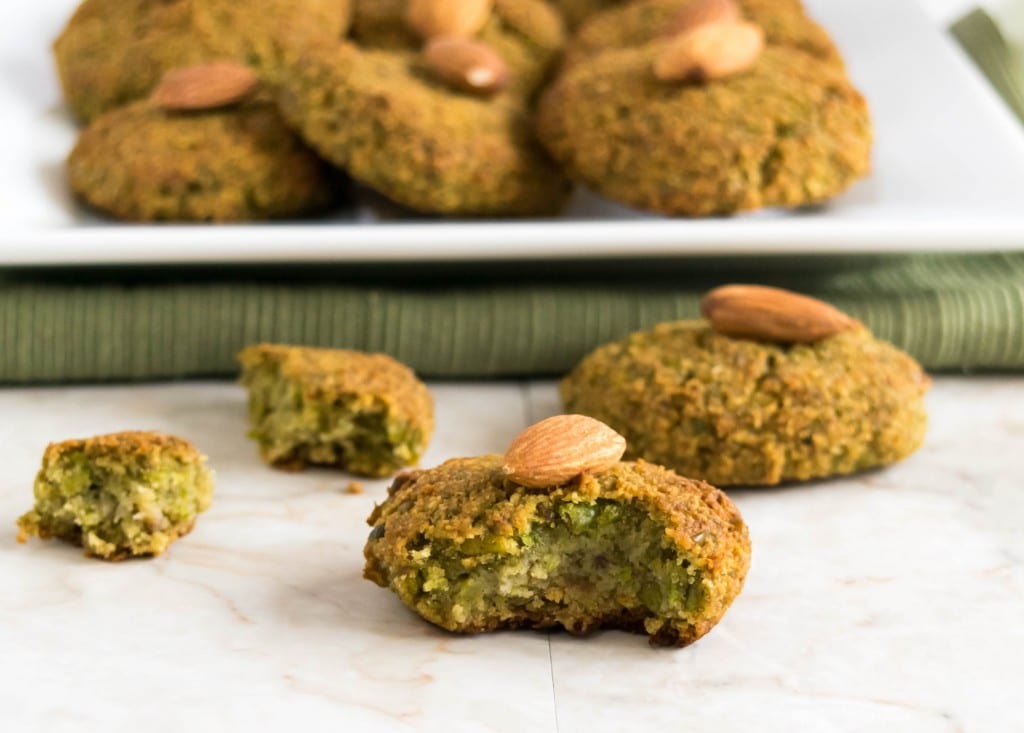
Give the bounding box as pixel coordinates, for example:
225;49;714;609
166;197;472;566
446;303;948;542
953;8;1024;121
1;10;1022;384
2;253;1023;381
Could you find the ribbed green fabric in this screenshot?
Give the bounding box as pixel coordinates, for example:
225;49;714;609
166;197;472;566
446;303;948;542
1;11;1022;383
1;253;1023;382
953;9;1024;122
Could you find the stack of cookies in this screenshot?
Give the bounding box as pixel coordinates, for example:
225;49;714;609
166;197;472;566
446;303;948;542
55;0;872;221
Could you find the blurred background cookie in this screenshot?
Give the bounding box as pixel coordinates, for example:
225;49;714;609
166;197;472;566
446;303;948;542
67;65;336;222
53;0;351;123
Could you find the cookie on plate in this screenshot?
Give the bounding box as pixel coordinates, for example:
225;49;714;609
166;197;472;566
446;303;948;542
364;416;751;647
53;0;350;122
17;432;214;561
276;2;571;216
563;0;844;69
560;286;930;487
238;344;435;477
536;31;871;216
67;65;335;222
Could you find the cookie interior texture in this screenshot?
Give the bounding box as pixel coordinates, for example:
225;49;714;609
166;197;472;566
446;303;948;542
238;344;434;477
16;432;214;561
365;456;750;647
561;320;930;486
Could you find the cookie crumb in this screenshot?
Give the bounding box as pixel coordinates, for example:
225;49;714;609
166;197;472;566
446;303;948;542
345;482;365;495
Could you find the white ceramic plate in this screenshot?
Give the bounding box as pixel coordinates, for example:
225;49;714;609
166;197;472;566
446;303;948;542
2;0;1023;265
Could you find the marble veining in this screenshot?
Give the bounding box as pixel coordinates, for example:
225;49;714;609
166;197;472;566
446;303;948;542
0;378;1021;732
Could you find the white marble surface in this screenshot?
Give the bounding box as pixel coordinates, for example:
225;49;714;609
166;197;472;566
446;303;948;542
0;378;1021;732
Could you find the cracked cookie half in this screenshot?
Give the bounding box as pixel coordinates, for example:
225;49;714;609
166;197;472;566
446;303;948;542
17;432;214;561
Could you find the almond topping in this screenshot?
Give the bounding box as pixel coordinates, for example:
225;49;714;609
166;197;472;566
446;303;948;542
502;415;627;489
406;0;494;40
424;37;509;95
663;0;741;37
151;62;259;112
653;20;765;83
700;285;858;343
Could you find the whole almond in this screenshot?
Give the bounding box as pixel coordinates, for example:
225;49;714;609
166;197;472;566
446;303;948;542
407;0;494;40
663;0;740;37
653;20;765;83
701;285;858;343
502;415;627;489
424;37;508;95
151;62;259;112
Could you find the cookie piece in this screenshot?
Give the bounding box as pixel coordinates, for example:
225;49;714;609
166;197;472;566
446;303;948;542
238;344;435;477
536;42;871;216
67;98;335;222
364;454;751;647
53;0;350;123
276;35;571;216
560;317;930;486
16;432;214;561
564;0;844;69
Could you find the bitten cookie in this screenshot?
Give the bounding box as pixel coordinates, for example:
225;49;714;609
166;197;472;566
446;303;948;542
17;432;214;561
239;344;435;477
365;418;750;647
561;286;930;486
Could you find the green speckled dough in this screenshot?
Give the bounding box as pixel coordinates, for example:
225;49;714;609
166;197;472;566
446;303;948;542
68;99;335;222
561;321;930;486
17;432;214;561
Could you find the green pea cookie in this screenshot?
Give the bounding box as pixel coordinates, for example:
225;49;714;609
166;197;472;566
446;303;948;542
53;0;351;123
275;17;572;216
67;97;335;222
365;453;751;647
536;40;871;216
238;344;435;478
17;432;214;561
549;0;625;30
560;310;930;487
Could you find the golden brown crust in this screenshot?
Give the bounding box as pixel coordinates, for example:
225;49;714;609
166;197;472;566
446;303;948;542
238;343;435;435
41;431;203;466
67;99;335;222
